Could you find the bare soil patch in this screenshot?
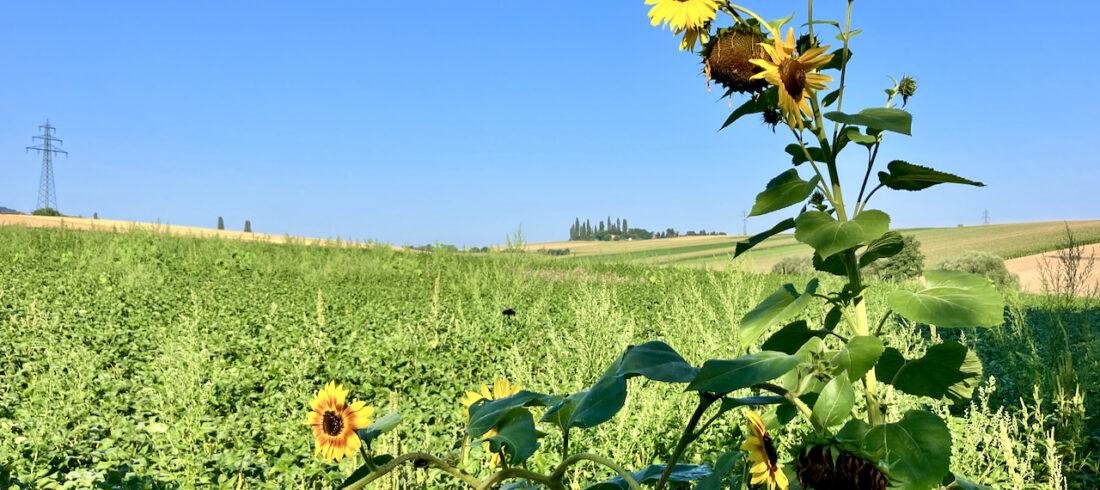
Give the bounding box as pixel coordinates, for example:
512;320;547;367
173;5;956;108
1005;243;1100;295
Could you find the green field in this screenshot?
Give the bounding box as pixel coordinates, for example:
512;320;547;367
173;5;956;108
2;225;1098;488
529;220;1100;272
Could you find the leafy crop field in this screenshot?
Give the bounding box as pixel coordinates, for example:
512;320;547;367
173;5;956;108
1;225;1098;488
527;220;1100;273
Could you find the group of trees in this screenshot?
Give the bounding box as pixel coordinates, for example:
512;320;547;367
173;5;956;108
569;217;725;241
217;216;252;233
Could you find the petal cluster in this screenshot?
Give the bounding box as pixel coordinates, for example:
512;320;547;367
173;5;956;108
306;381;374;462
749;28;834;130
740;411;790;490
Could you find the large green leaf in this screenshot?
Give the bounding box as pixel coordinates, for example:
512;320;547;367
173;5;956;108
877;160;985;191
568;372;628;429
734;218;795;259
824;108;913;135
483;408;540;466
784;144;828;165
617;341;698;383
739;279;818;345
859;231;904;267
831;335;885;382
875;342;983;405
749;170;821;217
821;48;853;71
583;464;710;489
862;410;951;490
467;391;558;438
720;87;777;130
812;375;854;427
949;473;993;490
356;412;401;448
687;351;801;394
887;270;1004;327
692;451;741;490
795;210;890;259
761;320;826;355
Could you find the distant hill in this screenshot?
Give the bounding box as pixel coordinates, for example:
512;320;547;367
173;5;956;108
0;206;23;215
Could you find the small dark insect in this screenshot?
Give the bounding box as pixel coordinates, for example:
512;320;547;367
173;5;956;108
501;308;516;317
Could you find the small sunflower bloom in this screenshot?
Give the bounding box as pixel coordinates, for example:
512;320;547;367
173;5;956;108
741;410;789;490
460;378;522;467
646;0;718;51
749;28;834;130
306;381;374;462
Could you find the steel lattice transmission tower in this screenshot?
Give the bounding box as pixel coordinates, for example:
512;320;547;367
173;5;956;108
26;121;68;212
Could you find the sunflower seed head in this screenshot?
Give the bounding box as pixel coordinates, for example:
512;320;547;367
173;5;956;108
898;76;918;106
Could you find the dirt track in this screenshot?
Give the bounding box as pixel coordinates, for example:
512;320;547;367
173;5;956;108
1005;243;1100;295
0;214;381;249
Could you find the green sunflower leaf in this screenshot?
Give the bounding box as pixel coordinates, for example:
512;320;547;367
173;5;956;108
887;270;1004;327
812;375;855;427
822;88;841;107
687;351;801;394
720;87;777;130
862;410;951;490
749;169;821;217
483;408;540;466
949;473;993;489
784;143;828;164
859;231;905;267
821;48;853;71
877;160;985;191
734;218;795;259
693;451;743;490
875;342;983;405
761;320;826;355
467;391;559;438
738;279;818;345
616;341;698;383
824;108;912;135
794;210;890;259
356;412;401;448
831;335;885;382
582;464;711;490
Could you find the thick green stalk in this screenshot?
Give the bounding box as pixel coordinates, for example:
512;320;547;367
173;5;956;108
343;452;483;490
843;249;884;426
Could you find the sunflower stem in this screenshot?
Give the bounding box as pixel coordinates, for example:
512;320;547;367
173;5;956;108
654;393;716;490
726;3;780;38
342;452;483;490
477;468;565;490
754;383;821;431
549;453;642;490
360;447;377;472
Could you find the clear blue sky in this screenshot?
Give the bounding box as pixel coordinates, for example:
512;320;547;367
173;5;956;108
2;1;1097;246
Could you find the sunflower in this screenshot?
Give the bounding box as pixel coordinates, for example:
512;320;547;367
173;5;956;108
749;28;834;130
741;410;789;490
306;381;374;462
646;0;719;51
461;378;522;467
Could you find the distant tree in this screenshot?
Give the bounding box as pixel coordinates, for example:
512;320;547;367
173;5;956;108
32;208;61;216
93;212;99;219
599;221;605;233
244;220;252;233
865;235;924;281
217;216;225;230
622;218;628;233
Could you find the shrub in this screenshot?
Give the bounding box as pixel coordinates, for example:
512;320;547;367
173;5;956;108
938;250;1019;290
31;207;61;216
771;256;813;275
865;235;924;281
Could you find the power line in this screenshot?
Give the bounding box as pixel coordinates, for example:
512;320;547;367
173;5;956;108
25;121;68;212
982;208;990;225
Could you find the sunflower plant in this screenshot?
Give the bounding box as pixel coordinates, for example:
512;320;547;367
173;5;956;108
310;1;1004;489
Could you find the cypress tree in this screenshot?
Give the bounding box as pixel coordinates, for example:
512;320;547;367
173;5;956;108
93;212;99;220
217;216;225;230
623;218;628;233
244;220;252;233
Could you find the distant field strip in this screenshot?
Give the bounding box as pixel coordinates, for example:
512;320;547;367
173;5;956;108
534;220;1100;272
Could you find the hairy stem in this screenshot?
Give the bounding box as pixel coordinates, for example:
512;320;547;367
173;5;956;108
654;395;716;490
727;3;780;38
343;452;483;490
755;383;821;430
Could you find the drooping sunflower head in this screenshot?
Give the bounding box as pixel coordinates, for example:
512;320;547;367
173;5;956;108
702;24;769;94
646;0;719;51
797;445;888;490
749;28;834;130
460;378;522;468
306;381;374;462
741;411;789;490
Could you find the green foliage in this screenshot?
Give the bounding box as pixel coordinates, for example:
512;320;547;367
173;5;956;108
887;270;1005;327
865;234;925;281
770;256;812;275
216;216;224;230
938;251;1019;290
244;220;252;233
31;207;61;216
749;169;820;217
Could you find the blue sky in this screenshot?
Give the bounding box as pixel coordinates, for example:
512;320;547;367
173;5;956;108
2;1;1097;246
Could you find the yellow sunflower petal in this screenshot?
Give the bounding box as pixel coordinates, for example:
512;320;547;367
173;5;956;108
775;467;790;490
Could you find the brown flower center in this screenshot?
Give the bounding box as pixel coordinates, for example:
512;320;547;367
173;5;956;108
778;58;807;100
322;411;344;436
762;434;779;466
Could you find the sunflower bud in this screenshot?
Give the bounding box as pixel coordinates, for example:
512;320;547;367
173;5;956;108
898;76;918;106
761;108;781;132
797;445;889;490
702;25;768;94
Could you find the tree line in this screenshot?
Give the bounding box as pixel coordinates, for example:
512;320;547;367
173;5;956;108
569;217;725;241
